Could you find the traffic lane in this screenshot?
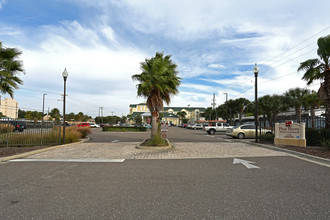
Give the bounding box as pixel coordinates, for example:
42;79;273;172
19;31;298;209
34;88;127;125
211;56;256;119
1;157;329;219
87;126;229;143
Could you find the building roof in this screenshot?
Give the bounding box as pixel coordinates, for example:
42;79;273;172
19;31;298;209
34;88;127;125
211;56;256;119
162;112;179;118
130;112;145;117
164;107;206;112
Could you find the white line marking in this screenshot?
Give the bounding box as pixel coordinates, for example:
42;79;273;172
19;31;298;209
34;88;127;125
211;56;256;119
233;158;260;169
10;159;125;163
112;140;120;143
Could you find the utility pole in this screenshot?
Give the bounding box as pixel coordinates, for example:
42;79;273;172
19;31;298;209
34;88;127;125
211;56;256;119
99;107;104;124
211;93;217;120
41;94;47;146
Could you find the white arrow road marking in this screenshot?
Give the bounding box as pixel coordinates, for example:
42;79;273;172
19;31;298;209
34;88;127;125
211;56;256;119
112;140;120;143
233;158;260;169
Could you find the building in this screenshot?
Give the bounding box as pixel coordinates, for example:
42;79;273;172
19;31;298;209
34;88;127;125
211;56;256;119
0;98;18;118
128;103;206;125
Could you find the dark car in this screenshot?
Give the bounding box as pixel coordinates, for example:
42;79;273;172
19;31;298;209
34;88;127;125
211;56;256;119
3;120;26;132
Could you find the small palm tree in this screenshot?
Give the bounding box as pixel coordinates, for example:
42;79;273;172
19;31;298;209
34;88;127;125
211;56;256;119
176;111;187;126
302;91;324;129
284;88;310;123
298;34;330;127
235;98;250;125
132;52;181;138
0;42;24;98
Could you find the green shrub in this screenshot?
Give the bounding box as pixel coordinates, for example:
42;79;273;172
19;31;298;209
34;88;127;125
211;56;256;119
0;124;14;133
73;126;91;138
260;134;274;142
305;128;330;146
141;133;166;146
102;126;147;132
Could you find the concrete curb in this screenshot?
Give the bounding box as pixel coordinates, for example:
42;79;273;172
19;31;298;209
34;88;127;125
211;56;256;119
136;138;173;150
0;138;90;163
247;141;330;167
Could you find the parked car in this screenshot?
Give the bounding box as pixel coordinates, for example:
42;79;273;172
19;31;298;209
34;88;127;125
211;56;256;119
89;123;100;128
8;120;26;132
204;122;232;135
226;124;272;139
77;123;91;128
190;124;203;130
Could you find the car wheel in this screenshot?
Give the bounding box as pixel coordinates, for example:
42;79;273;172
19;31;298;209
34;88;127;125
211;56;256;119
238;133;245;139
209;129;215;135
266;132;272;135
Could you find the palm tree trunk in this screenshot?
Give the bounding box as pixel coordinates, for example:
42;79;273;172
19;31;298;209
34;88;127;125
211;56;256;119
325;69;330;129
151;111;158;137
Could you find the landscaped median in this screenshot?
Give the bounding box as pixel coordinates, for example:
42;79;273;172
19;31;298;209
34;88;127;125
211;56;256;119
102;126;147;132
0;126;91;159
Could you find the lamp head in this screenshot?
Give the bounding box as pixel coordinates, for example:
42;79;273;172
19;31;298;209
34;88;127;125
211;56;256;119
62;68;68;79
253;63;259;75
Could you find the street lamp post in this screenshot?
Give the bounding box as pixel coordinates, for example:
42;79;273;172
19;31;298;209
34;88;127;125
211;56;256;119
223;93;228;123
62;68;68;144
253;64;259;143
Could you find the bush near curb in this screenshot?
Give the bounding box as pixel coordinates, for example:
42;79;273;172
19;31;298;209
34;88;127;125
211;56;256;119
102;126;147;132
0;124;15;133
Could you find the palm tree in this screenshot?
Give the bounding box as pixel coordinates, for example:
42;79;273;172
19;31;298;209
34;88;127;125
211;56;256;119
0;42;24;98
298;34;330;127
176;111;187;126
235;98;250;125
284;88;310;123
132;52;181;138
259;94;286;130
302;91;324;129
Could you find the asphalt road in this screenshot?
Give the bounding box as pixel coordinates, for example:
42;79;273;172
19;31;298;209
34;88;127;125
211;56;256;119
1;127;329;219
0;157;329;219
88;126;232;143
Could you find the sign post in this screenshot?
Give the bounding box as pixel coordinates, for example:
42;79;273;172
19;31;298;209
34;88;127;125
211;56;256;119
161;122;169;138
274;122;306;147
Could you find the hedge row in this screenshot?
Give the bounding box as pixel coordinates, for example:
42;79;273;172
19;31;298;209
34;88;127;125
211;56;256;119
102;126;147;132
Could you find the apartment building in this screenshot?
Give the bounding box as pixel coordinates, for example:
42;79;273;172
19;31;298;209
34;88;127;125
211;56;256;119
0;98;18;118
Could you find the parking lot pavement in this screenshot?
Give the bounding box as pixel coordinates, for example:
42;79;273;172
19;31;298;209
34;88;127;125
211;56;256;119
24;141;287;160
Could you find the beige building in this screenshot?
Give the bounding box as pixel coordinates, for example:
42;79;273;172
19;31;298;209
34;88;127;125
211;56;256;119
0;98;18;118
129;103;206;125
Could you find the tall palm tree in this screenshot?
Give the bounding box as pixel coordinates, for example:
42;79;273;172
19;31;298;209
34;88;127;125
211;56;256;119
298;34;330;127
176;111;187;126
302;91;324;129
0;42;24;98
284;88;310;123
235;98;250;125
132;52;181;137
259;94;286;130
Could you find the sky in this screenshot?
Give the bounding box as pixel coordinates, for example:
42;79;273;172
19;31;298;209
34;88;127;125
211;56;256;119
0;0;329;117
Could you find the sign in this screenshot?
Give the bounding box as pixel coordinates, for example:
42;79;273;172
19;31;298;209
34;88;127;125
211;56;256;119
278;123;301;139
285;120;293;127
161;122;169;132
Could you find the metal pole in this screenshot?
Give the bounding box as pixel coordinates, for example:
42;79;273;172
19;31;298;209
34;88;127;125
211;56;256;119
41;94;46;146
255;72;258;143
63;78;67;144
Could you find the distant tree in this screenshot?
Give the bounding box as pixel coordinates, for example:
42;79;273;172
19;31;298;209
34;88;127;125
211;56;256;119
258;95;285;130
0;42;24;98
302;91;324;128
135;115;142;125
50;108;61;122
121;116;127;123
132;52;181;138
298;34;330;127
176;111;187;125
226;99;238;125
235;98;250;125
284;87;310;123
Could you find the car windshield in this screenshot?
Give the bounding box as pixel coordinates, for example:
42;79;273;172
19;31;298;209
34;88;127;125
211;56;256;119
233;125;240;129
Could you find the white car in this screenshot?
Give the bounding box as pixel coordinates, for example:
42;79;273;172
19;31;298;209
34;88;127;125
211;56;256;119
89;123;100;128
